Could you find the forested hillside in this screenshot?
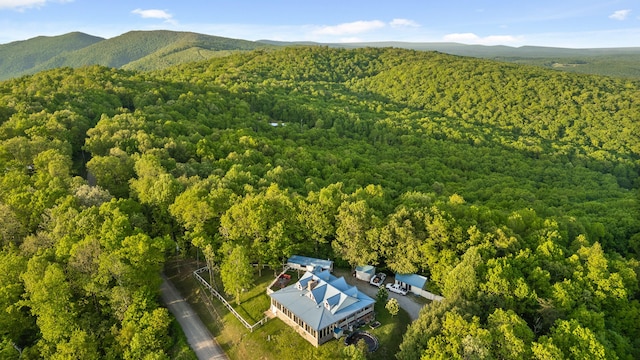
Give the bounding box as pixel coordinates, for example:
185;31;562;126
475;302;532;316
36;31;264;72
3;30;639;82
260;40;640;78
0;46;639;359
0;30;265;80
0;32;103;80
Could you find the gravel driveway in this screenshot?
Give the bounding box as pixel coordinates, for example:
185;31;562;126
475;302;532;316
334;269;425;321
160;274;229;360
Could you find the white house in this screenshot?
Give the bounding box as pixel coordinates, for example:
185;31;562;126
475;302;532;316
269;269;375;346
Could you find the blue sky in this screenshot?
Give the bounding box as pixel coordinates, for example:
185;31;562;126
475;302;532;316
1;0;639;48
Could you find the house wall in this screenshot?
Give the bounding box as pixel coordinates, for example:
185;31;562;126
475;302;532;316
286;258;333;272
271;298;319;346
357;304;375;322
396;280;410;293
318;323;338;345
355;271;373;282
336;304;375;330
398;283;444;301
286;263;307;272
270;299;376;346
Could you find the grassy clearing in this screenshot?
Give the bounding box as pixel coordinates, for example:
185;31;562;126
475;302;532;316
367;302;411;360
164;257;411;359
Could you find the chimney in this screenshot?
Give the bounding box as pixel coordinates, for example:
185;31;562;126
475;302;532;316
307;279;318;291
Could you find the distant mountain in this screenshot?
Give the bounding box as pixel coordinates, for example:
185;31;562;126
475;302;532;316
35;30;265;71
258;39;520;56
257;39;640;57
1;30;639;81
0;30;267;80
0;32;104;80
258;40;640;78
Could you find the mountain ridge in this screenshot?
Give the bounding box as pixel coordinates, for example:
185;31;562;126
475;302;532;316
256;39;640;77
0;32;104;80
257;39;640;55
0;30;267;80
1;30;639;80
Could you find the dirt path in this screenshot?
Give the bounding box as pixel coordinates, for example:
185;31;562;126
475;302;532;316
160;274;229;360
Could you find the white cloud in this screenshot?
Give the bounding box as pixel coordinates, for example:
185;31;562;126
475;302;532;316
443;32;522;45
390;18;419;28
0;0;44;8
0;0;71;10
132;8;173;21
314;20;385;35
337;37;363;43
609;9;631;20
443;33;480;42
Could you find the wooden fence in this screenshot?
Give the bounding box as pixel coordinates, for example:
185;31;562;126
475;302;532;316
193;267;268;332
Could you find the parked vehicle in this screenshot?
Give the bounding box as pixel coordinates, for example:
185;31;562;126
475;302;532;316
369;273;386;287
385;283;408;295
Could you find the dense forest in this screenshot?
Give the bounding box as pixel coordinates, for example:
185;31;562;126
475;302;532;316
0;32;103;81
4;30;640;82
264;40;640;78
0;30;265;81
0;46;639;359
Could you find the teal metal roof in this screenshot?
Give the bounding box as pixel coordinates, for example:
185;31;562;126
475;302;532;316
395;273;428;289
355;265;375;274
326;293;340;307
270;270;375;331
287;255;333;270
328;276;349;292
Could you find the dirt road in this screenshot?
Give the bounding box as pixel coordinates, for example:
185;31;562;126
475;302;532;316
160;274;228;360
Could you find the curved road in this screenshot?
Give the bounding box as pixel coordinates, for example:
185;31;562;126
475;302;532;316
160;274;228;360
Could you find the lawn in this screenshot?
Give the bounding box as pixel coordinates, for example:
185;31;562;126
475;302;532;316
164;257;412;359
367;300;411;360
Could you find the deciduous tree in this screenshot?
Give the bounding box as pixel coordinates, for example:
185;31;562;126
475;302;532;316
333;200;381;267
220;245;254;304
386;298;399;317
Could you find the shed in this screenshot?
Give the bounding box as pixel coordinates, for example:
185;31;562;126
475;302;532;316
395;273;427;290
355;265;375;282
393;273;444;301
287;255;334;272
